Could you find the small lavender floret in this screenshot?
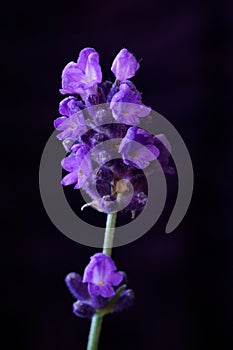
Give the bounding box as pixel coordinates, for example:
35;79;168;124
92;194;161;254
59;96;84;116
119;127;160;169
61;144;91;189
83;253;123;298
54;111;86;141
111;48;140;81
60;47;102;96
110;84;151;125
111;82;142;104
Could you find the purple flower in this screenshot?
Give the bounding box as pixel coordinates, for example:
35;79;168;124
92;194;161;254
119;127;160;169
61;144;92;189
59;96;84;116
54;111;86;141
83;253;123;298
60;47;102;96
111;48;140;81
110;84;151;125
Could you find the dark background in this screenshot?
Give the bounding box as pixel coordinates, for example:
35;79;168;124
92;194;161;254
2;0;233;349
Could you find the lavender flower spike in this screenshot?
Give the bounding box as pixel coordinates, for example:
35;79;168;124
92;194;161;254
111;48;140;81
83;253;123;298
60;47;102;96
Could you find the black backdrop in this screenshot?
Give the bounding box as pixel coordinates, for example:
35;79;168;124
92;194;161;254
2;0;233;349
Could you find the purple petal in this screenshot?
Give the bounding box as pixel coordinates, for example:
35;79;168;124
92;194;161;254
74;171;89;189
77;47;97;72
65;272;90;301
98;284;115;298
110;83;141;104
154;133;171;153
70;125;87;140
60;62;84;95
111;48;140;81
56;129;72;140
146;144;160;159
88;282;115;298
59;96;82;117
125;126;154;145
111;102;151;125
83;253;117;284
70;112;86;126
54;117;67;129
120;142;160;169
61;172;78;186
62;138;75;152
88;283;101;296
61;156;80;172
84;52;102;88
111;105;139;125
108;271;123;286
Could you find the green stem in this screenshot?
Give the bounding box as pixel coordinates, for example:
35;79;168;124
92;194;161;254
86;211;117;350
102;211;117;257
86;314;103;350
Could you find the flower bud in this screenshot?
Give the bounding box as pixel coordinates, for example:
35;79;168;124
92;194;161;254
112;289;135;313
73;300;95;319
111;49;140;81
65;272;90;301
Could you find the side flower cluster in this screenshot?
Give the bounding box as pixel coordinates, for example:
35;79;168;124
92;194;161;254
65;253;135;318
55;47;174;217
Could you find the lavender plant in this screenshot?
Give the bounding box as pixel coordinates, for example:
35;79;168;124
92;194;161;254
54;47;174;349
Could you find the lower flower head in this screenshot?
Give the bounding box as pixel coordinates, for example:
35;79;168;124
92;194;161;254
65;259;134;318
